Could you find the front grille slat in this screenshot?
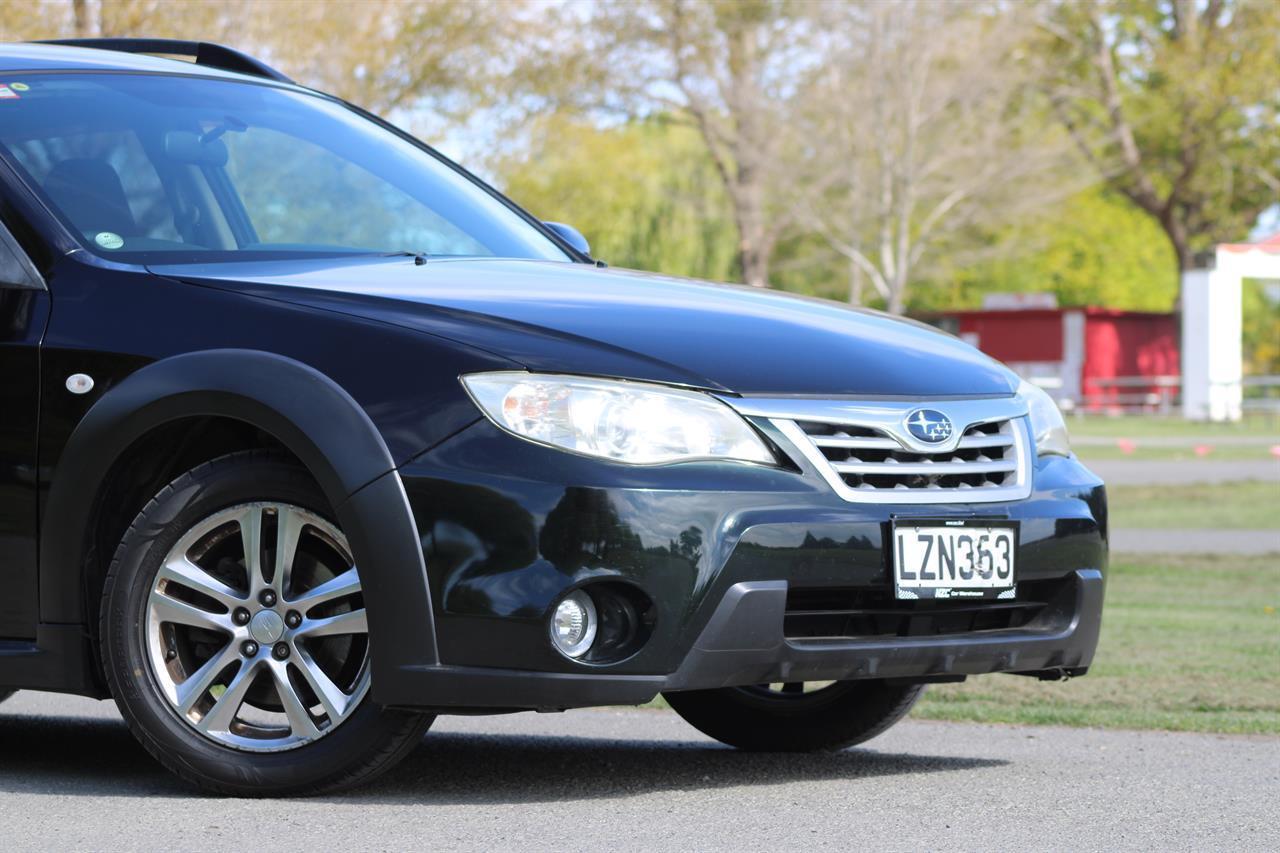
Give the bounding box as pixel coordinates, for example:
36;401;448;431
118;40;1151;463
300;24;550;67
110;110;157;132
831;459;1018;476
810;436;902;450
957;434;1014;449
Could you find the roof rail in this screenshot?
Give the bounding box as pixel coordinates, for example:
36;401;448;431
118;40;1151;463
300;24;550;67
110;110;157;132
34;38;294;84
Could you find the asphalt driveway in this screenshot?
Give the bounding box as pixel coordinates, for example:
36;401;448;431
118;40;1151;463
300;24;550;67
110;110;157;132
1086;458;1280;485
0;692;1273;851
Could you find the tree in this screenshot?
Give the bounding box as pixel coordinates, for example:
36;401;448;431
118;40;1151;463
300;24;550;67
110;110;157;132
915;187;1180;313
2;0;533;131
585;0;817;288
1045;0;1280;272
496;115;738;281
1243;279;1280;376
797;0;1072;313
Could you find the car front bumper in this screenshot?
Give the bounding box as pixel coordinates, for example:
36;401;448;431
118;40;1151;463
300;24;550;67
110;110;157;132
372;418;1107;712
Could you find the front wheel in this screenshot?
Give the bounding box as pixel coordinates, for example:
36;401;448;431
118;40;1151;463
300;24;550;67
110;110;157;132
100;451;433;796
664;680;923;752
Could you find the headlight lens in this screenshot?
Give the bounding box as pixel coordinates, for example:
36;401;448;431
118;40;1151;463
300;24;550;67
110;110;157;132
1017;379;1070;457
462;372;775;465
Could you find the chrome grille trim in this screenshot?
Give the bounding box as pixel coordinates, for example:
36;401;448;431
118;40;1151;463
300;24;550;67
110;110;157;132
828;458;1018;476
724;395;1033;505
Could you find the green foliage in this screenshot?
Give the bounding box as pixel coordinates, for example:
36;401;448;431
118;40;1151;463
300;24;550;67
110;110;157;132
1243;279;1280;376
911;188;1180;312
496;116;738;282
1046;0;1280;268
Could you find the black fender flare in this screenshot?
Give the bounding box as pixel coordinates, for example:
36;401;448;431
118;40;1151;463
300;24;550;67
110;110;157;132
40;348;439;686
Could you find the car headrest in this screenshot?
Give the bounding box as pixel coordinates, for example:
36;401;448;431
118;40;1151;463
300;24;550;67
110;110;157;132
42;158;140;237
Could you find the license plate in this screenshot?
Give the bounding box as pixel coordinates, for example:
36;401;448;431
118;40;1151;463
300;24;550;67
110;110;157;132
892;519;1018;600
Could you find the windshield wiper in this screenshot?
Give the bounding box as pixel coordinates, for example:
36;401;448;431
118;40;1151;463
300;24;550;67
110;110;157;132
381;251;429;266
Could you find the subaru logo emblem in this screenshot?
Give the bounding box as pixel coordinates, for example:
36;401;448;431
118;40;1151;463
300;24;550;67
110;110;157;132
905;409;953;444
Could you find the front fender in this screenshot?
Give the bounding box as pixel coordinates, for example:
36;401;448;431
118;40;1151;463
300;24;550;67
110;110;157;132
40;348;438;678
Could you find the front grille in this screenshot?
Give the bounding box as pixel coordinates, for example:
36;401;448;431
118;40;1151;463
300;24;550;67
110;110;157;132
726;396;1033;504
783;579;1059;640
798;418;1020;492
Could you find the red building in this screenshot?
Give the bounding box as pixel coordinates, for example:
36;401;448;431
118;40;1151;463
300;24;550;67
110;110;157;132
929;303;1180;411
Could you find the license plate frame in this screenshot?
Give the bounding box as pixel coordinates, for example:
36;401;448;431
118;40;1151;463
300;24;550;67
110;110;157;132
891;517;1019;600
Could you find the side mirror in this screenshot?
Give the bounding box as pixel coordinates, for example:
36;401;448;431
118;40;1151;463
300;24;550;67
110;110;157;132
543;221;591;257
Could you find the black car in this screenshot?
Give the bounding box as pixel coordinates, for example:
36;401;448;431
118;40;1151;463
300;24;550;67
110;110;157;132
0;39;1105;796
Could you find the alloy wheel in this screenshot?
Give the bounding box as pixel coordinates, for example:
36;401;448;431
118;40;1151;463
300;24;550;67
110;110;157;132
144;502;370;752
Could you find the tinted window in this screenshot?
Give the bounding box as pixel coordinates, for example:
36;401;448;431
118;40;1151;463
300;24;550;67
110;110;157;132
8;129;182;244
0;74;568;264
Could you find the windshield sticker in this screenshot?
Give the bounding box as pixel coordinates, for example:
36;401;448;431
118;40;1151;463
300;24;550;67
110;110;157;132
95;232;125;250
0;86;18;100
9;82;28;92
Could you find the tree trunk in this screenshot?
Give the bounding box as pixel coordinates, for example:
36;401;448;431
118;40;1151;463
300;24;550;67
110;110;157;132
729;139;771;288
72;0;90;36
738;238;770;289
1160;210;1194;272
732;158;770;287
848;254;863;305
727;26;771;289
886;269;909;314
887;288;906;315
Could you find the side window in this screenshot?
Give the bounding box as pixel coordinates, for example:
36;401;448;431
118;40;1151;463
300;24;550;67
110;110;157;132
223;128;488;256
7;131;181;244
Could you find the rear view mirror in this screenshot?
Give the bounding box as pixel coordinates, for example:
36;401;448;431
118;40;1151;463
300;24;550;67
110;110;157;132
163;130;229;167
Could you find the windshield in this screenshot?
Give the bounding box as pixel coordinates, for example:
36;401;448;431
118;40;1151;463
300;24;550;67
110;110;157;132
0;73;570;264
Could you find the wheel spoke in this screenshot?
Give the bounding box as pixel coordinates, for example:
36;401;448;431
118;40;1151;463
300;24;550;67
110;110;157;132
289;567;360;612
239;505;266;592
273;505;306;599
149;590;233;632
293;647;352;722
297;607;367;639
269;659;321;740
782;681;805;695
198;657;260;734
157;557;246;609
174;644;240;713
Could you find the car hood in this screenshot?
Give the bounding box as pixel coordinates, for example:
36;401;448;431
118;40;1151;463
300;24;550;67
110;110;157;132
152;256;1017;397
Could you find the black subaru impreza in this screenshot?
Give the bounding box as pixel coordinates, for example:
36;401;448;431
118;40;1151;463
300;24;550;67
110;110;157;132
0;39;1105;795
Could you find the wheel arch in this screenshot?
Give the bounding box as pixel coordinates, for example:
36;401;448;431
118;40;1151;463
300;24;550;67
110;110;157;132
40;349;439;683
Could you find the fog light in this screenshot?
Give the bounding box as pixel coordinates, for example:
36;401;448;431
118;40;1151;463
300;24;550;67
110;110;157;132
550;590;597;659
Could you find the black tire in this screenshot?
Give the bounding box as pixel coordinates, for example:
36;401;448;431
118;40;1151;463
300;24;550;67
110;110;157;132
100;450;433;797
663;680;924;752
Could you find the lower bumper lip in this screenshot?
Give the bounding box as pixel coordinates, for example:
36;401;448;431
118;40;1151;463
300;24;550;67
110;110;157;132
376;570;1104;710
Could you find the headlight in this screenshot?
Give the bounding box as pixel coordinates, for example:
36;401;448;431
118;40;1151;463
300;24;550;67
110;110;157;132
461;372;776;465
1017;379;1070;457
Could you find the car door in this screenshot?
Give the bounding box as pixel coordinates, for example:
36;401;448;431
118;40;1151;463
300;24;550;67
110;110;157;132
0;213;48;639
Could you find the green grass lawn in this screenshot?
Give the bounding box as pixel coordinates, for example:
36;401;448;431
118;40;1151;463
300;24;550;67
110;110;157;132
1068;413;1279;440
913;553;1280;734
1107;480;1280;529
